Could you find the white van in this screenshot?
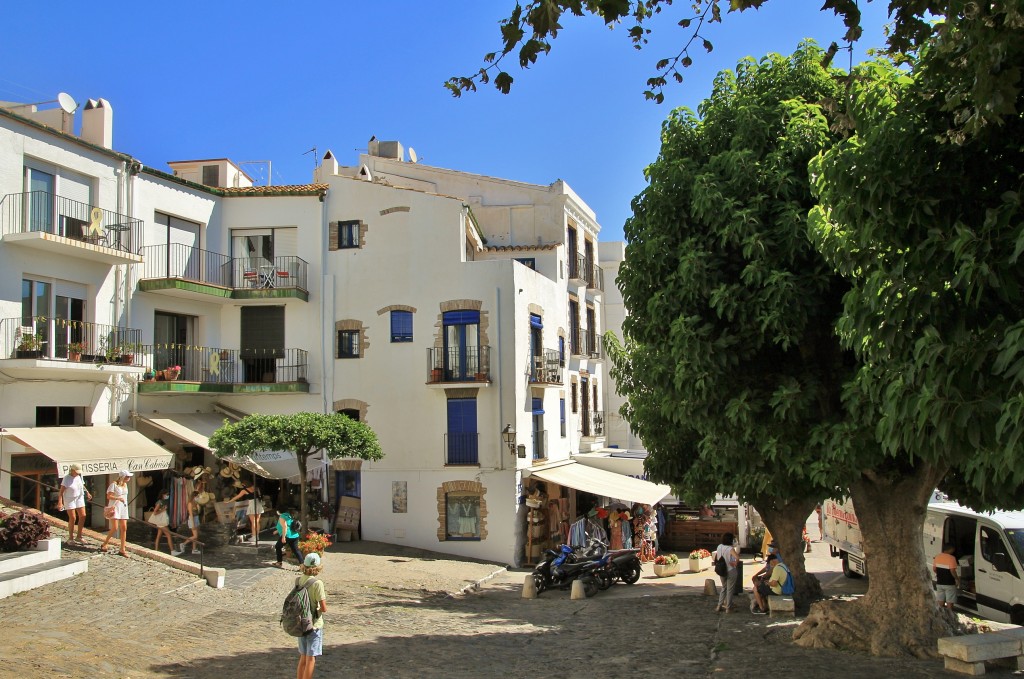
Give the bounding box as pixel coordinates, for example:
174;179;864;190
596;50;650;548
924;502;1024;624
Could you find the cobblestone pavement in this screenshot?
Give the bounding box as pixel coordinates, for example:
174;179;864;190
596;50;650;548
2;523;1019;678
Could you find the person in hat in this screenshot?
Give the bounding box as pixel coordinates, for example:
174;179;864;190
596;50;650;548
100;470;133;556
228;482;264;543
751;552;790;614
56;464;92;545
173;491;202;556
296;552;327;679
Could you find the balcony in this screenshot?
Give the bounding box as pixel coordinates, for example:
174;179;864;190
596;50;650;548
532;429;548;460
568;254;586;283
426;346;491;385
581;410;605;438
137;344;309;394
587;263;604;293
444;432;479;465
586;332;602;360
138;244;309;302
529;349;563;385
0;316;144;380
0;191;143;264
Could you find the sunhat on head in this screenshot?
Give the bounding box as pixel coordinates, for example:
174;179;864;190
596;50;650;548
303;553;321;568
69;464;80;472
118;470;133;478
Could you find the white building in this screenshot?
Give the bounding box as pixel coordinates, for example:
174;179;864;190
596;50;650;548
0;97;667;564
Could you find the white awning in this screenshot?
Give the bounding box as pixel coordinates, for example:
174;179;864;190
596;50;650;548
524;461;671;506
136;412;229;450
136;411;305;480
1;426;175;477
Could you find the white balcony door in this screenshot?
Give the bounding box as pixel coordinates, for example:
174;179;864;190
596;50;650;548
26;168;54;233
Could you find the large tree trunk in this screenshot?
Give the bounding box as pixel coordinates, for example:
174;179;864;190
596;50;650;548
793;464;955;657
759;496;822;608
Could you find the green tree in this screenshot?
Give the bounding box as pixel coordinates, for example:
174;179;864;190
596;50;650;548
608;41;857;611
803;21;1024;646
208;412;383;530
449;1;1022;129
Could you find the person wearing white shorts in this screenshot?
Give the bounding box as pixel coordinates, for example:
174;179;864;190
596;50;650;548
228;483;264;542
56;464;92;544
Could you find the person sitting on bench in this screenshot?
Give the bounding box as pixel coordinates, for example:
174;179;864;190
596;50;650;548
752;552;789;614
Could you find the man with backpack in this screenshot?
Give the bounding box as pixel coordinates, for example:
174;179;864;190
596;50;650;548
751;552;793;614
284;552;327;679
274;507;303;568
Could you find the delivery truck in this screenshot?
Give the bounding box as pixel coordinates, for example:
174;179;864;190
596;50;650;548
823;496;1024;623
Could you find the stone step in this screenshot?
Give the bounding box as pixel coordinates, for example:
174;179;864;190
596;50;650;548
0;557;89;599
0;537;63;575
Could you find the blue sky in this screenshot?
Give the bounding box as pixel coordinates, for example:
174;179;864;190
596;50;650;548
1;1;891;242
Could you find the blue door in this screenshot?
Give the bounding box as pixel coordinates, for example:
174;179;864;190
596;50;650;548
446;398;478;464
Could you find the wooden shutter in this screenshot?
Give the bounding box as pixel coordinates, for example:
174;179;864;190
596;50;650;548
240;306;285;358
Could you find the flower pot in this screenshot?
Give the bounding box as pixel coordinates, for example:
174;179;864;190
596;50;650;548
166;370;180;381
15;350;41;359
68;352;82;362
653;562;679;577
121;354;134;365
688;556;712;573
430;368;443;382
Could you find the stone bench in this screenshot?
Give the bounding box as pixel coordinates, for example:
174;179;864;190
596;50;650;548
768;595;795;617
938;628;1024;676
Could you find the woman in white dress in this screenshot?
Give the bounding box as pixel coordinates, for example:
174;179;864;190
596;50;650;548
100;470;133;556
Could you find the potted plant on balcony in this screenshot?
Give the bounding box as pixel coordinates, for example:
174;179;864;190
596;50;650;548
66;340;86;362
653;553;680;577
15;332;43;359
118;343;140;365
164;365;182;380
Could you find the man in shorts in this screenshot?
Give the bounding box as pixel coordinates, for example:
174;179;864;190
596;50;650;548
56;464;92;544
297;552;327;678
933;544;960;609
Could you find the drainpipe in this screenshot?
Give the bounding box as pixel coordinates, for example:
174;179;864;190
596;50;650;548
496;285;504;472
320;188;330;415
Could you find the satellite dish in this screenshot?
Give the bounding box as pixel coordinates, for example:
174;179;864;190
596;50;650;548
408;147;418;163
57;92;78;114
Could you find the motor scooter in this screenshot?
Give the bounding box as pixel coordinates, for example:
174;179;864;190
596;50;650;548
531;543;602;597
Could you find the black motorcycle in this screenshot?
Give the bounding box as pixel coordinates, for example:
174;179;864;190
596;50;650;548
532;543;602;597
604;547;642;584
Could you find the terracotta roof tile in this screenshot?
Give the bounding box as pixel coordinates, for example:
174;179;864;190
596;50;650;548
219;184;328;196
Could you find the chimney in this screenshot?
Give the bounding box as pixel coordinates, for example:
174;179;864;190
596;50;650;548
319;149;338;180
81;98;113;149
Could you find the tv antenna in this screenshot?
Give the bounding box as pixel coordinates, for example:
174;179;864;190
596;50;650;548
238;160;273;187
304;146;319;171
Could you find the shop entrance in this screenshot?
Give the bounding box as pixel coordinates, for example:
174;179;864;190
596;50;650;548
10;453;58;512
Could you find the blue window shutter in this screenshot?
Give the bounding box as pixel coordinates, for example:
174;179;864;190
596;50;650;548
529;314;543;329
558;336;565;363
532;397;544;415
391;310;413;342
444;310;480;325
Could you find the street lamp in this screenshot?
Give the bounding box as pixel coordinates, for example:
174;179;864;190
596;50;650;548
502;424;516;455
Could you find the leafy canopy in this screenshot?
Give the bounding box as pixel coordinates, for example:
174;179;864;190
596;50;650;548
808;34;1024;509
208;411;383;462
449;1;1022;130
610;41;864;507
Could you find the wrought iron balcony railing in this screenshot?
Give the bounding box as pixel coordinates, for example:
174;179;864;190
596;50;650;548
0;191;143;253
1;316;142;364
139;244;309;292
569;327;584;357
581;410;605;438
444;432;479;465
529;348;563;384
139;344;308;384
427;345;491;383
586;332;602;359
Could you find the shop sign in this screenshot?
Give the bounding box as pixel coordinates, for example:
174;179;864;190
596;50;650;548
57;454;174;477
